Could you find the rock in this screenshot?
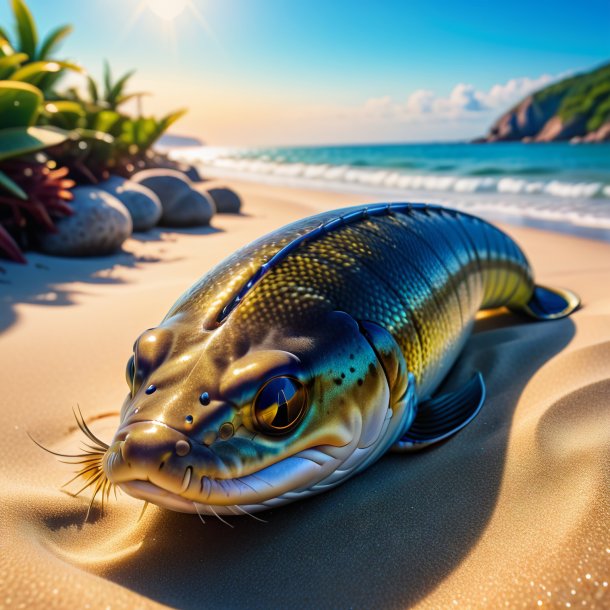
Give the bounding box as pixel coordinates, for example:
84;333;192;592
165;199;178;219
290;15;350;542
159;188;215;227
582;122;610;142
130;169;215;227
130;169;192;209
39;186;132;256
476;62;610;143
99;175;162;231
535;115;586;142
203;186;242;214
182;164;204;183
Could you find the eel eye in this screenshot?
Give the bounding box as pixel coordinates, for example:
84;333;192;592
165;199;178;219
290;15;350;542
253;376;307;434
125;355;136;394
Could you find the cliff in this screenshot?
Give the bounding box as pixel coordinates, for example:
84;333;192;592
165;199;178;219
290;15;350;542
478;62;610;143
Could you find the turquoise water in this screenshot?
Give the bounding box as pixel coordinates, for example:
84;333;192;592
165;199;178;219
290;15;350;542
235;142;610;185
171;142;610;233
180;142;610;199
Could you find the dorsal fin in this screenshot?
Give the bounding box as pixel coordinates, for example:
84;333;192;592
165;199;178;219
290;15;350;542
217;202;442;323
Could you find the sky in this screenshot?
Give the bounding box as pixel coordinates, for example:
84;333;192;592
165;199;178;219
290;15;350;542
1;0;609;146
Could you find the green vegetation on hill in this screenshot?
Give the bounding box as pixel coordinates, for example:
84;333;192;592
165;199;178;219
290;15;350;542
534;62;610;133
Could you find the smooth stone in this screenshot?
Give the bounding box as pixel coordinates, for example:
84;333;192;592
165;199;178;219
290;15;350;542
130;169;192;209
99;175;162;231
159;188;215;227
205;186;242;214
182;164;204;183
39;186;132;256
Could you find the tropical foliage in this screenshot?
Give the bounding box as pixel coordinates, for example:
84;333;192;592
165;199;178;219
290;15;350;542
533;62;610;134
0;0;187;262
0;80;73;261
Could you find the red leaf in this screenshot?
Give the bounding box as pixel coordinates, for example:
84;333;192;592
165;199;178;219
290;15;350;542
0;225;26;264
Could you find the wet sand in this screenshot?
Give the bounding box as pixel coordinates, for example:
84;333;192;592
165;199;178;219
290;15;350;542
1;180;609;609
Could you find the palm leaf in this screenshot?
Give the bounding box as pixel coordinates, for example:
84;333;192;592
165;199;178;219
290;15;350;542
0;167;27;199
0;33;15;56
0;52;28;79
37;24;72;60
103;59;112;99
44;100;85;130
10;0;38;58
90;109;124;135
115;91;150;107
87;75;99;103
0;81;42;127
108;69;134;106
0;26;13;50
9;59;83;85
0;125;68;162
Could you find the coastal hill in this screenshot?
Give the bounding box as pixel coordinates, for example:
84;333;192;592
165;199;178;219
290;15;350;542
478;62;610;143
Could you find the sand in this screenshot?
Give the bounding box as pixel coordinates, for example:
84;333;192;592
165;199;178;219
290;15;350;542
0;180;609;610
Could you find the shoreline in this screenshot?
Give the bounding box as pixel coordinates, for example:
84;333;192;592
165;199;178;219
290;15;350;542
203;172;610;242
167;142;610;240
1;179;609;609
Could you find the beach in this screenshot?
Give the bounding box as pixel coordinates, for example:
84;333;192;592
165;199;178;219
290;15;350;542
1;179;609;609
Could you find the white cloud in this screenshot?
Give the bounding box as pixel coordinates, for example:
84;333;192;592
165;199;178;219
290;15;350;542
269;71;573;145
364;72;565;123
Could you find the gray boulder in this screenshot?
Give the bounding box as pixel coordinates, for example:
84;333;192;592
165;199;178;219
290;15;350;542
159;189;215;227
182;164;204;183
99;175;162;231
131;168;216;227
130;169;192;209
39;186;132;256
204;186;242;214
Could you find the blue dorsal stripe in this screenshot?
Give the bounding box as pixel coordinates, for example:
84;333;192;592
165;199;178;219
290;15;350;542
217;202;442;323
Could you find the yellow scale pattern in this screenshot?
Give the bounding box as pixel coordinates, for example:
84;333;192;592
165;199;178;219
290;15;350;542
167;205;534;394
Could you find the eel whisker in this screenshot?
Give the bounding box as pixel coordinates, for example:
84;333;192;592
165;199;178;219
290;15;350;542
73;405;109;451
208;505;234;528
85;476;106;521
61;464;101;488
232;504;267;523
29;407;116;521
193;502;206;525
27;432;102;460
137;501;150;523
73;470;104;498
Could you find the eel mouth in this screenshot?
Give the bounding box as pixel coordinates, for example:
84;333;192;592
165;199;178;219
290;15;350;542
117;446;344;514
105;420;351;513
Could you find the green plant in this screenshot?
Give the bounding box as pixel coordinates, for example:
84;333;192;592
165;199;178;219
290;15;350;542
0;80;73;262
0;0;82;96
41;88;187;180
533;62;610;134
88;60;149;111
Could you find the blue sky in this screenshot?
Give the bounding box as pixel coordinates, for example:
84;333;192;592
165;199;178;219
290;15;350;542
1;0;609;145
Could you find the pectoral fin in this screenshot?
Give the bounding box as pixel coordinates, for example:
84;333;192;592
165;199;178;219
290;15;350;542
392;372;485;452
513;284;580;321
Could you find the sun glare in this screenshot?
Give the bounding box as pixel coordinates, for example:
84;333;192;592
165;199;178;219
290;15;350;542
147;0;189;21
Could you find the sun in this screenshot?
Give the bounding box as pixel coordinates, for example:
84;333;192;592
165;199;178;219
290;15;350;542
146;0;189;21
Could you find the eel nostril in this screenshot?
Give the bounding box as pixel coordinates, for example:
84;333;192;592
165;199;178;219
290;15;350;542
219;422;234;440
175;439;191;456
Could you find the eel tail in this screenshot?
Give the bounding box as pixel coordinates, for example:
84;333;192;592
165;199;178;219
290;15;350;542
511;284;581;320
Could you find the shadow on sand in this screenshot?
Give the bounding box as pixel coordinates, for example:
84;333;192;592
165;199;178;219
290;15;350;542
100;314;575;609
0;225;222;335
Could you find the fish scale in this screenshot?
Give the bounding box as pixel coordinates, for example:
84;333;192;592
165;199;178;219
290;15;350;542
168;203;535;396
96;202;580;515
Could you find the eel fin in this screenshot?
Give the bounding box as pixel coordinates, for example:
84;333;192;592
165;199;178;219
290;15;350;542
513;284;580;321
392;372;485;452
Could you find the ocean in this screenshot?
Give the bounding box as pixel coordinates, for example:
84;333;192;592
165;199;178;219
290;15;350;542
168;142;610;238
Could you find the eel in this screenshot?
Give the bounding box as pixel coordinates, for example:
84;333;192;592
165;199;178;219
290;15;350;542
65;203;583;516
